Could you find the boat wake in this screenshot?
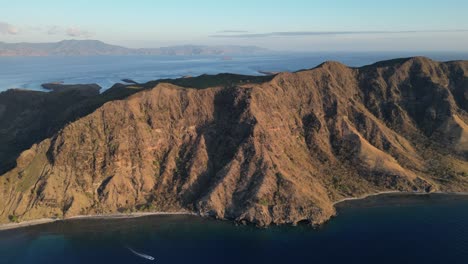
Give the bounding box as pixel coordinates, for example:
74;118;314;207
127;246;155;261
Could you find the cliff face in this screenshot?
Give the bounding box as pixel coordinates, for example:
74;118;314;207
1;57;467;226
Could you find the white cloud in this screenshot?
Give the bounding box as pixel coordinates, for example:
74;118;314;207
211;30;468;38
217;30;249;33
0;22;19;35
66;27;94;38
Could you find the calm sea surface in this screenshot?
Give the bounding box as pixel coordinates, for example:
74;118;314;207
1;52;468;92
2;53;468;263
1;194;468;264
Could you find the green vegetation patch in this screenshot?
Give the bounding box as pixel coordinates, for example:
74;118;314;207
8;214;19;223
258;198;270;206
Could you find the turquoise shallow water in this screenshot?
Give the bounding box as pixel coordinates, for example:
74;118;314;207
1;193;468;264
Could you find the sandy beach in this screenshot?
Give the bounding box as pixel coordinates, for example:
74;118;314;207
3;192;468;232
0;211;196;231
333;191;468;205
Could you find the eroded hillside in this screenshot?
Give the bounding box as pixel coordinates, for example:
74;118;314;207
1;57;467;226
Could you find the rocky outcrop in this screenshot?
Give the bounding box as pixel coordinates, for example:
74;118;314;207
1;57;467;226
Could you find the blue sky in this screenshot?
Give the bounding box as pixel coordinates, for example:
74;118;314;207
1;0;468;51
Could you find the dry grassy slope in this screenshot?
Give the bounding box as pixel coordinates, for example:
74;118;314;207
0;74;273;177
1;57;467;226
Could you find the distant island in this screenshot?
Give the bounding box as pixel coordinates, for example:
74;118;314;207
0;39;269;57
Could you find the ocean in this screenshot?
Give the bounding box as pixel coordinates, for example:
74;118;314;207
2;53;468;264
1;194;468;264
1;51;468;92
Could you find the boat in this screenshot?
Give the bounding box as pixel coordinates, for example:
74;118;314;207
127;247;155;261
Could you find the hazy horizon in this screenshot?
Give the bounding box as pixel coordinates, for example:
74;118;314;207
1;0;468;52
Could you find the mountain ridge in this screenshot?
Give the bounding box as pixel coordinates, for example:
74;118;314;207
0;57;467;226
0;39;269;56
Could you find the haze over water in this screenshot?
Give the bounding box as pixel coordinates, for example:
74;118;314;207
1;52;468;92
1;194;468;264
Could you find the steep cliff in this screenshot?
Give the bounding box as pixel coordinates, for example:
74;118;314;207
1;57;467;226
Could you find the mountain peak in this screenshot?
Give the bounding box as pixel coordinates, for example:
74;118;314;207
316;60;349;69
1;58;466;226
363;56;435;68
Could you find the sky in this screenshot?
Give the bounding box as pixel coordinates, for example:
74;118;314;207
1;0;468;51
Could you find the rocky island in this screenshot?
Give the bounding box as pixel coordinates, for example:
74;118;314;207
0;57;467;227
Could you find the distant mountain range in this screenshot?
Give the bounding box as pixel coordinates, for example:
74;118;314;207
0;39;270;56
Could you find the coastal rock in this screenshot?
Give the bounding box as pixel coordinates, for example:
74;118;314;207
41;83;101;93
0;57;467;226
121;79;139;84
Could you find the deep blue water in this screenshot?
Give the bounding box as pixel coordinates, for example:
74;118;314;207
2;53;468;263
1;51;468;92
1;194;468;264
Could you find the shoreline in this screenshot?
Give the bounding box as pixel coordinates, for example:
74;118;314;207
333;191;468;206
2;192;468;232
0;211;196;232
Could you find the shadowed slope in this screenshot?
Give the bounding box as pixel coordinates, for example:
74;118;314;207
0;74;274;175
0;57;467;226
